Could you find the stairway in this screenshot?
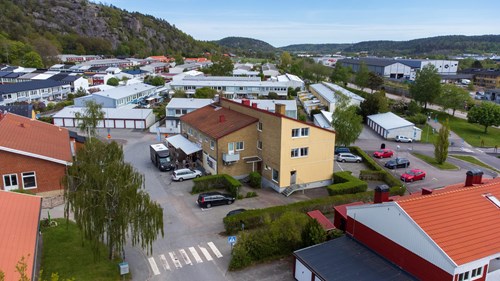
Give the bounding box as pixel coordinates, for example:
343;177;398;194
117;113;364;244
281;183;306;197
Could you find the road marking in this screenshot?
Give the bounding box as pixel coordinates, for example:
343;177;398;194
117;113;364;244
189;247;203;263
159;254;171;271
207;242;223;258
148;257;161;275
179;249;192;265
198;245;213;261
169;252;182;268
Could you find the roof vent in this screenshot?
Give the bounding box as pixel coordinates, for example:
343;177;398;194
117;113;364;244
484;193;500;209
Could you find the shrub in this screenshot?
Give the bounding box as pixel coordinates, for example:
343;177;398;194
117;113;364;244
192;174;241;197
407;113;427;125
301;218;327;247
327;171;368;195
248;172;261;188
245;191;257;198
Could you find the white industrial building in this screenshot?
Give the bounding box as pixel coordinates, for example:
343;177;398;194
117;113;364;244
367;112;422;141
232;99;298;119
309;82;365;112
74;83;157;108
313;110;333;130
165;98;215;134
53;106;155;129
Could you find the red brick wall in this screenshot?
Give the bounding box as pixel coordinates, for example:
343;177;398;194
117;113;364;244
0;150;67;193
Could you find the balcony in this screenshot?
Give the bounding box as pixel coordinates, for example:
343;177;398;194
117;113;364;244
222;152;240;163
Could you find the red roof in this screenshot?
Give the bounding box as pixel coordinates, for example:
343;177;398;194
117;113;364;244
307;210;335;231
180;105;258;140
397;178;500;265
0;191;42;281
0;113;72;164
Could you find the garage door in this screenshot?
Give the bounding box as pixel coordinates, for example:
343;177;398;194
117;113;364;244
295;259;312;281
105;120;115;128
53;118;64;127
115;120;125;128
97;120;105;128
135;120;145;129
125;120;135;128
63;118;74;127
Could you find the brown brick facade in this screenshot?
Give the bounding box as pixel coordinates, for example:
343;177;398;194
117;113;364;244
0;150;67;193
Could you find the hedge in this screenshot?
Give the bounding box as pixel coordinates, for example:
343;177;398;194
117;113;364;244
192;174;241;197
223;191;374;234
350;146;402;190
327;171;368;196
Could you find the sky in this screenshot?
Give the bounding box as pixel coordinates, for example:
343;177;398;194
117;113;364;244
95;0;500;47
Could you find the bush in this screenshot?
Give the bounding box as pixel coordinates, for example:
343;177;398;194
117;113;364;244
192;174;241;197
245;191;258;198
248;172;261;188
407;113;427;125
327;171;368;195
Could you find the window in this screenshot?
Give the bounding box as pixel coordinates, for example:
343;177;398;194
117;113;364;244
257;122;263;131
291;147;309;158
235;141;244;151
210;140;215;150
3;174;18;190
257;140;262;150
471;267;483;278
301;128;309;136
292;128;300;137
291;148;299;158
300;147;309;156
188;128;193;135
22;172;37;189
272;168;279;183
292;127;310;138
458;271;470;281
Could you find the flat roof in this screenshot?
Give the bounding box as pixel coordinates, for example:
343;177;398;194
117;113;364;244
323;82;365;102
165;134;202;155
294;236;417;281
0;80;68;94
53;106;153;120
310;83;338;103
367;112;414;130
92;83;156;100
232;99;297;111
166;98;214;109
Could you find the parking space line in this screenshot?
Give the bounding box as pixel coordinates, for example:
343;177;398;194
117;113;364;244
169;252;183;268
148;257;161;275
159;254;171;271
189;247;203;263
207;242;223;258
198;245;213;261
179;249;192;265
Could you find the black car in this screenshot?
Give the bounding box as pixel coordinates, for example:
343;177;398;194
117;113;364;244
226;208;247;217
335;146;350;155
384;158;410;169
197;192;235;208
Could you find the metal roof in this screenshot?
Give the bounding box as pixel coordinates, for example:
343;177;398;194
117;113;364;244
367;112;414;130
166;134;202;155
166;98;214;109
232;99;297;112
294;236;417;281
92;83;156;100
53;106;153;120
340;57;401;67
323;82;365;102
0;80;68;94
310;83;338;103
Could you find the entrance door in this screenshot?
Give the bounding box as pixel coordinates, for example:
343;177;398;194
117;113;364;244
228;142;235;154
290;171;297;185
256;162;262;174
3;174;18;191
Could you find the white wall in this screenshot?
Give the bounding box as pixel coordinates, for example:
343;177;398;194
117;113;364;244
294;259;313;281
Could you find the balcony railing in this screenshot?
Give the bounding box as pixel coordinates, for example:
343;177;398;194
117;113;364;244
222;153;240;163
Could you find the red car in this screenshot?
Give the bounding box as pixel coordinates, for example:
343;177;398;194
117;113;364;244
373;149;394;158
401;169;426;182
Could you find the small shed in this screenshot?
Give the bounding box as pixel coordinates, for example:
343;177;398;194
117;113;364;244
306;210;335;231
367;112;422;141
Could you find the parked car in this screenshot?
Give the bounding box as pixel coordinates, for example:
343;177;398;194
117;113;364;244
401;169;426;182
395;135;413;143
373;149;394;158
336;153;362;163
385;158;410;169
226;208;247;217
171;168;202;181
335;147;351;155
197;192;235;208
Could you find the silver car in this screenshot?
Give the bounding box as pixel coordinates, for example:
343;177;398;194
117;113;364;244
395;135;413;143
336;153;362;163
171;168;202;181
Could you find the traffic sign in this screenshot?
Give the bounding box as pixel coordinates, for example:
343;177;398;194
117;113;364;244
228;236;237;244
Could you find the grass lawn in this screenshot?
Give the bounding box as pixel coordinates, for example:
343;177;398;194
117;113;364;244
416;124;439;144
430;110;500;147
450;155;500;173
41;219;125;281
412;152;458;170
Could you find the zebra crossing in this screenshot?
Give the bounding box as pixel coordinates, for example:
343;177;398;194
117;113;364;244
148;242;223;275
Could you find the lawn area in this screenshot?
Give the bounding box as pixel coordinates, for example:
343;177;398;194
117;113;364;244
41;219;125;281
412;152;458;170
416;124;439;144
450;155;500;173
430;110;500;147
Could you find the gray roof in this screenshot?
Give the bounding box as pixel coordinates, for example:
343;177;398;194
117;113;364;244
232;99;297;111
340;58;401;67
53;106;153;120
92;83;156;100
166;98;214;109
183;76;261;82
294;236;417;281
0;80;68;94
367;112;414;130
323;82;365;102
0;105;33;118
310;83;338;103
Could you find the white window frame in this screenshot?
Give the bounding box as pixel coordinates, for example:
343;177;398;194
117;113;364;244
272;168;279;183
210;140;215;150
257;122;263;131
228;142;235;154
3;174;19;190
291;147;309;158
292;127;310;138
235;141;244;151
301;127;309;136
257;140;262;150
291;148;299;158
22;171;37;190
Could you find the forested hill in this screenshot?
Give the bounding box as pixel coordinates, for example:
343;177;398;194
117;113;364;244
215;37;277;58
0;0;220;66
280;35;500;56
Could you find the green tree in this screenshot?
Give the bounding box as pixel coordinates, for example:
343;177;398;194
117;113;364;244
301;218;326;247
471;60;483;69
145;76;165;86
280;51;292;70
434;119;450;164
194;87;217;98
106;77;119;86
206;55;233;76
75;100;105;138
268;92;279;99
174;53;184;65
367;72;384;93
409;64;442;109
330;62;351;86
467;102;500;133
467;80;475;91
331;100;363;146
359;90;389;120
407;100;421;116
64;139;164;260
354;62;369;89
437;84;471;116
172;89;187;98
22;51;43;68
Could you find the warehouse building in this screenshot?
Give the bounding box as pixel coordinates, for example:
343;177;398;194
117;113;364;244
367;112;422;141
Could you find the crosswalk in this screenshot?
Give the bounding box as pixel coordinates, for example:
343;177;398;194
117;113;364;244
148;242;224;275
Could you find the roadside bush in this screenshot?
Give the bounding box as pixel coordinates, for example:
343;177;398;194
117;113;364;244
192;174;241;197
245;191;258;198
248;172;261;188
407;113;427;125
327;171;368;195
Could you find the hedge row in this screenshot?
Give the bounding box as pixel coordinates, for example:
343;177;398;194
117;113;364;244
192;174;241;197
223;191;374;234
350;146;402;188
327;171;368;195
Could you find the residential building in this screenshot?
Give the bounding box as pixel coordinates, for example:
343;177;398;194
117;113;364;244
74;83;157;108
58;54;101;63
484;88;500;104
179;98;335;193
309;82;365;112
0;104;35;119
461;69;500;89
0;191;42;281
367;112;422;141
232;99;298;119
146;56;171;63
79;58;132;68
313;110;333;130
274;73;305;91
140;62;170;74
48;73;89;92
0;113;73;194
262;63;280;77
165;98;214;134
0;80;70;105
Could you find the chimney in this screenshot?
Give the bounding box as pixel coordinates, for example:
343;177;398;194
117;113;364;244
421;188;433;195
251;103;258;108
466;169;483;186
219;114;225;123
374;184;390;203
275;103;286;116
242;99;251;106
